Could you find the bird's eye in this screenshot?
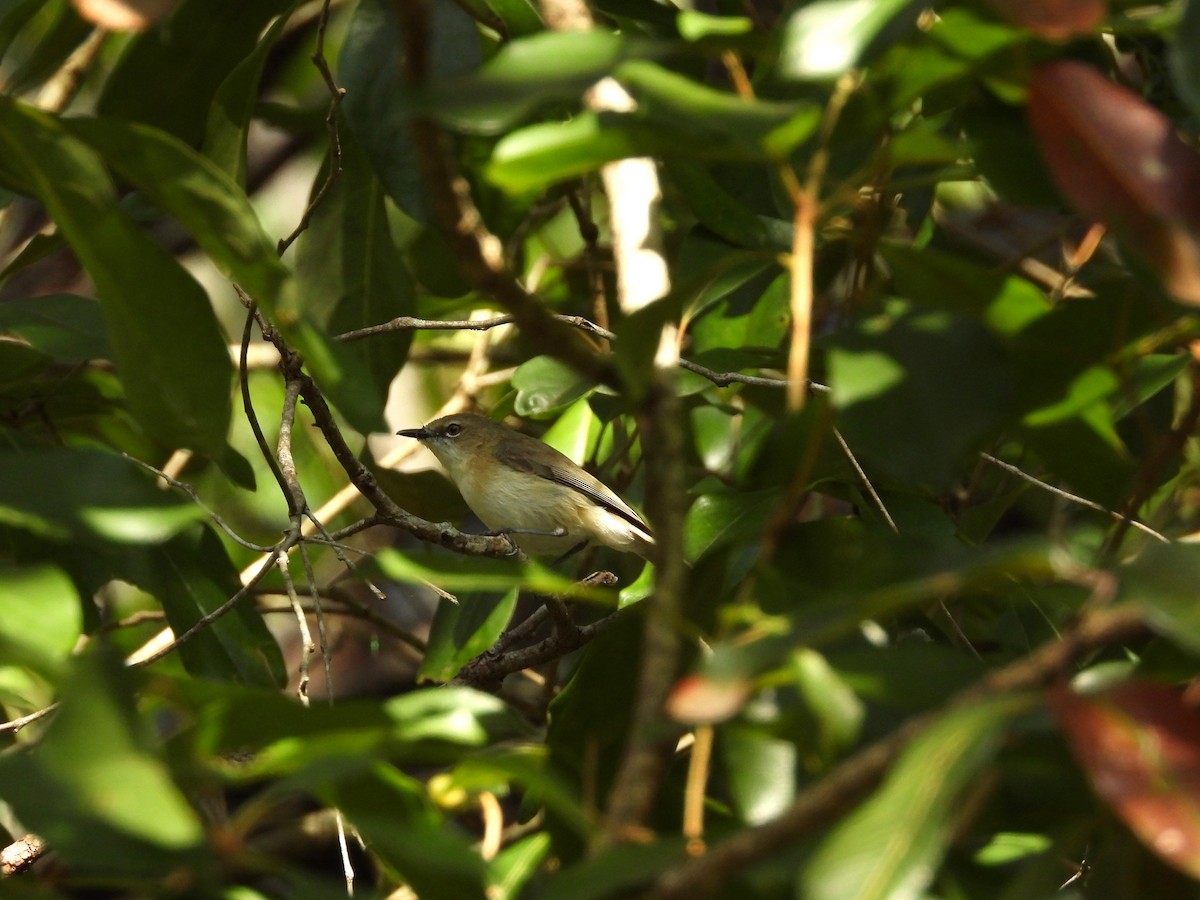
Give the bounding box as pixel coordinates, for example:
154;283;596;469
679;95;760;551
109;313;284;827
445;423;463;437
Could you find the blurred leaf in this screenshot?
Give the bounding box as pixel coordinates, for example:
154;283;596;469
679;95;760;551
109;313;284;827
793;648;865;761
0;449;202;544
665;671;753;725
1170;0;1200;122
97;0;293;144
720;722;798;824
375;548;612;602
677;10;753;41
490;833;552;900
985;0;1105;40
1049;681;1200;880
1028;60;1200;303
203;2;297;184
340;0;480;221
973;831;1053;865
0;649;204;873
0;340;50;386
777;0;920;81
124;526;285;688
0;98;232;454
298;131;416;401
71;0;176;30
542;840;688;900
0;294;110;362
449;745;591;837
0;563;80;680
800;695;1029;900
420;587;518;682
1122;543;1200;656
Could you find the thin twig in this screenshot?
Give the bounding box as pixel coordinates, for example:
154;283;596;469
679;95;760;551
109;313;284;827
278;546;314;704
980;453;1169;544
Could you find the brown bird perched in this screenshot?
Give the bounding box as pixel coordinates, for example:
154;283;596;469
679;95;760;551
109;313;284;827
397;413;654;560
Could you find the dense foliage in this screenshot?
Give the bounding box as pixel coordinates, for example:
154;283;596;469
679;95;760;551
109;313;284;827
3;0;1200;897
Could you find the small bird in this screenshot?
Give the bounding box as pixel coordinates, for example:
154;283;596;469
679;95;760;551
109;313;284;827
397;413;654;560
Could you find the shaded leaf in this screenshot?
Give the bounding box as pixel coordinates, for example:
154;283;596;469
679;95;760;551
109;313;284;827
1170;0;1200;122
97;0;293;145
1121;542;1200;656
340;0;480;221
0;98;232;454
0;293;110;362
1049;681;1200;880
1028;60;1200;303
419;587;518;682
0;649;204;874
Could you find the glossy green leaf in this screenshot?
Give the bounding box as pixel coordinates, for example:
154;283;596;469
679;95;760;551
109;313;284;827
800;695;1029;900
419;587;519;682
340;0;481;221
490;833;553;900
512;355;599;417
683;488;776;561
124;526;285;688
0;449;203;544
98;0;294;145
0;98;232;454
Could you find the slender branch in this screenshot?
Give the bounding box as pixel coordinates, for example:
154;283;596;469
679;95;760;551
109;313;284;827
277;0;345;256
647;604;1149;900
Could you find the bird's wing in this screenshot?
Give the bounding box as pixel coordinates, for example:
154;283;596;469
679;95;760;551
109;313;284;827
497;444;653;538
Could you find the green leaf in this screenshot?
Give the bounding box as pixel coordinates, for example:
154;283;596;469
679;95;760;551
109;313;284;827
0;98;233;454
490;833;553;900
0;563;80;680
0;449;203;544
298;131;416;402
97;0;294;145
420;30;627;133
204;3;299;184
0;293;110;362
719;722;798;824
123;527;285;688
419;587;519;682
375;548;612;603
800;695;1029;900
777;0;921;81
0;649;204;874
829;304;1013;487
1122;544;1200;656
684;488;776;562
512;355;598;417
1170;0;1200;122
340;0;481;221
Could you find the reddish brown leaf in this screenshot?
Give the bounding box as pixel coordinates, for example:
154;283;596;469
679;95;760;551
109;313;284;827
1048;681;1200;879
987;0;1106;39
1028;60;1200;303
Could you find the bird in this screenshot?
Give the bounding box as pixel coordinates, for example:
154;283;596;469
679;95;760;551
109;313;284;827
397;413;654;561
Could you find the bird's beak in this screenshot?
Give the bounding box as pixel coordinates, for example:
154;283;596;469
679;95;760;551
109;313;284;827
396;426;431;440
